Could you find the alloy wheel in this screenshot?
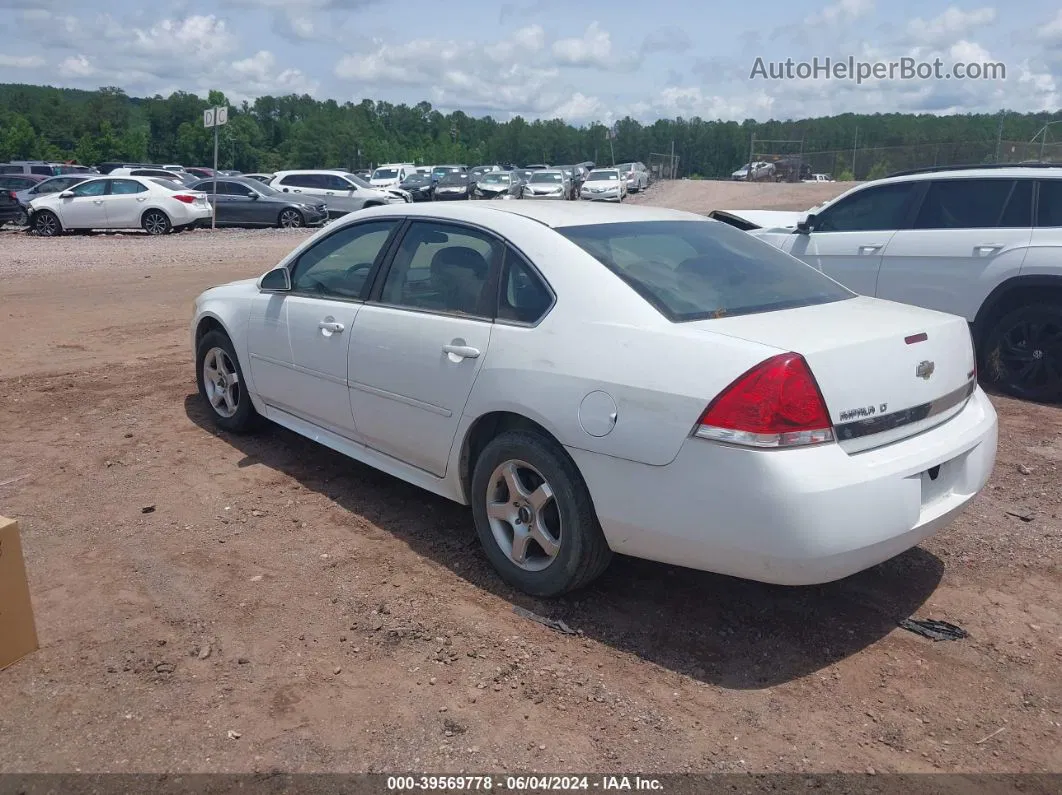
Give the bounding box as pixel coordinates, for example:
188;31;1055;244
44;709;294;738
202;347;241;418
485;459;562;572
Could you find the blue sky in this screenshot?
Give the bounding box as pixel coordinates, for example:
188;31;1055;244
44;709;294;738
0;0;1059;123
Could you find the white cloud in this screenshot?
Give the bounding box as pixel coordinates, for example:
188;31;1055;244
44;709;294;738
229;50;319;99
552;22;622;69
58;54;96;78
0;53;45;69
907;6;996;46
805;0;874;27
1040;10;1062;41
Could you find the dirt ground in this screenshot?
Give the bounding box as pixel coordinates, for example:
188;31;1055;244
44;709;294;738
1;181;1060;775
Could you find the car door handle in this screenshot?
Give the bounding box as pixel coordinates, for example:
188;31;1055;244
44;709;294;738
318;320;344;333
975;244;1003;253
442;344;480;359
93;199;104;205
858;244;883;253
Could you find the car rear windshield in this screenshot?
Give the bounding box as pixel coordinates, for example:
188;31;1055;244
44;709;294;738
557;219;854;322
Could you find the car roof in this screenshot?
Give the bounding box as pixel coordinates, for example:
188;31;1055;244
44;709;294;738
874;166;1062;185
272;169;352;176
357;199;704;229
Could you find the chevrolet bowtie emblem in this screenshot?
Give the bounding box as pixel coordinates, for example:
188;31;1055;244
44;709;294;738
915;360;935;380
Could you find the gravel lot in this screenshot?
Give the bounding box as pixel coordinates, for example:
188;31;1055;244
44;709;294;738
0;182;1060;775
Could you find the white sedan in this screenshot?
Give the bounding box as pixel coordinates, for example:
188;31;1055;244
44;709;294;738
580;169;627;202
28;175;213;236
191;202;998;596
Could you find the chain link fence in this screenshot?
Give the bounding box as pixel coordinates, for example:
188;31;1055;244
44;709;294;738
648;151;680;180
794;140;1062;181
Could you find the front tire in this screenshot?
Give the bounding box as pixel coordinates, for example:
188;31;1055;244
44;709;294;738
196;330;259;433
142;209;171;235
471;430;612;596
33;210;62;237
278;208;304;228
981;304;1062;402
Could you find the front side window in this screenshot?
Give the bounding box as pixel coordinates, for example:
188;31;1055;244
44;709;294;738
559;219;853;322
379;221;501;317
71;180;108;197
323;175;353;191
1037;180;1062;227
290;220;399;300
913;179;1018;229
109;179;147;195
814;182;920;232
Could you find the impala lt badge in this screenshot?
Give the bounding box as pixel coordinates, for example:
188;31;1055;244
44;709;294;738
916;360;935;380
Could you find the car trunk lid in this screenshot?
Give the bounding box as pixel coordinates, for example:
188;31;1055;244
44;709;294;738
690;296;977;453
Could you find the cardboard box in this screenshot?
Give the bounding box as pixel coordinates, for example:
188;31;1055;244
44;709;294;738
0;516;38;670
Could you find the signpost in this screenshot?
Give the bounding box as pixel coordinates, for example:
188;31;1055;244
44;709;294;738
203;106;229;230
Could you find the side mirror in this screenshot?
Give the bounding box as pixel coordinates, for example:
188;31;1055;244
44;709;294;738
259;266;291;292
246;191;259;199
59;190;75;198
796;213;817;234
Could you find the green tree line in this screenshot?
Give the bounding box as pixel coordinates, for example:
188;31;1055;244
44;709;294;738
1;82;1060;179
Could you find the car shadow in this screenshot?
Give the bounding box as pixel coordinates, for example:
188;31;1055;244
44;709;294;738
184;395;944;690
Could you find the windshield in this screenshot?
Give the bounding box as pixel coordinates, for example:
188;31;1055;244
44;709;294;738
373;168;399;180
343;173;372;189
433;167;461;179
439;173;468;186
558;220;853;322
588;170;619;181
530;172;563;184
617;164;633;173
480;174;508;185
403;174;429;185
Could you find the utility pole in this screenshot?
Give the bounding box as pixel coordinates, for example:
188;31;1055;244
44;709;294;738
670;139;676;179
851;127;858;179
995;109;1005;163
747;134;755;181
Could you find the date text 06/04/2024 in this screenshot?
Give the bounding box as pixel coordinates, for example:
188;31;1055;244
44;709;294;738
385;775;665;791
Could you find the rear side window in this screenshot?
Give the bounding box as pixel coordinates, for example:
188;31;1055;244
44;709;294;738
914;179;1018;229
999;180;1033;228
0;165;20;174
109;179;147;195
815;182;919;232
558;220;853;322
1037;180;1062;227
497;248;553;324
280;174;318;188
31;166;54;176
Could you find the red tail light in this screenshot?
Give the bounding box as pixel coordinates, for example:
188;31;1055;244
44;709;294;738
694;353;834;448
172;194;196;204
7;191;16;201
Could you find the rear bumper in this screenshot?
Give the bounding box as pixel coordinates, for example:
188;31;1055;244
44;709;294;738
568;387;998;585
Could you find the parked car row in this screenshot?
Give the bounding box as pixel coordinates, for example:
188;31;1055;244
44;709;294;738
1;158;653;234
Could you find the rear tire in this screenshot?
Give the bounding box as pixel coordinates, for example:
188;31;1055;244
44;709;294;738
142;209;171;235
195;330;259;433
471;430;612;597
981;303;1062;402
33;210;62;237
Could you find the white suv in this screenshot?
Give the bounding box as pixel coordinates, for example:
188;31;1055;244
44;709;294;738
712;165;1062;402
268;170;410;218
